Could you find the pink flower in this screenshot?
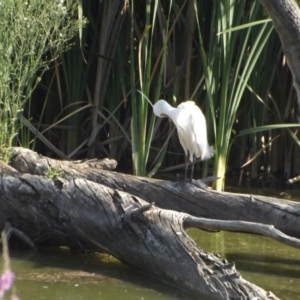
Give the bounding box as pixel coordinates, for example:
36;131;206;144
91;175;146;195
0;270;15;291
11;295;21;300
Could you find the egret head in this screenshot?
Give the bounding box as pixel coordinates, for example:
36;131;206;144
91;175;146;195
177;100;195;109
153;100;172;118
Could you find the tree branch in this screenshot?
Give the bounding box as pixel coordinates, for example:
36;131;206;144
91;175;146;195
184;216;300;249
259;0;300;110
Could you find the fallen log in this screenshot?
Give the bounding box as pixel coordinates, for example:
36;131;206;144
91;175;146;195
0;159;279;299
10;147;300;239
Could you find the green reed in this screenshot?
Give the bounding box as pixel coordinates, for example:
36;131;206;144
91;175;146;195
194;0;274;190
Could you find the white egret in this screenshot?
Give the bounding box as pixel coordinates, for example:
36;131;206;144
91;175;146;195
153;100;214;180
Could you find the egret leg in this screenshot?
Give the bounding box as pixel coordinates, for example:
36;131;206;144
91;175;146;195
190;159;195;182
184;155;189;180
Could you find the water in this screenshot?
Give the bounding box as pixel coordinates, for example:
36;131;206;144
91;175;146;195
4;248;190;300
187;229;300;300
2;186;300;300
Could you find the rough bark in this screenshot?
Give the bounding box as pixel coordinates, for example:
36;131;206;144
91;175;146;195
10;148;300;240
0;179;274;300
259;0;300;109
0;159;280;299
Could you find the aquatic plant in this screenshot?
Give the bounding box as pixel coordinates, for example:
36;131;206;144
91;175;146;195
194;0;274;190
0;231;20;300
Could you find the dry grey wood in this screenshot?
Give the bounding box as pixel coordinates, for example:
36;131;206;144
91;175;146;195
0;165;279;300
8;148;300;249
3;222;36;249
9;148;300;240
184;217;300;249
259;0;300;108
9;147;117;173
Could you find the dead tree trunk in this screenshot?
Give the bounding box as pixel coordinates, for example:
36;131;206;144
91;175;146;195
9;148;300;240
4;148;300;298
0;159;280;299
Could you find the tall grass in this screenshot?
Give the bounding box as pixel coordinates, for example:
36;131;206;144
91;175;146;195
0;0;80;161
231;29;300;185
194;0;274;190
57;0;125;158
13;0;299;188
130;0;176;176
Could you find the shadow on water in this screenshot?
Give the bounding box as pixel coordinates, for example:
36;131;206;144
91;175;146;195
5;245;197;300
226;252;300;276
187;220;300;300
225;251;300;267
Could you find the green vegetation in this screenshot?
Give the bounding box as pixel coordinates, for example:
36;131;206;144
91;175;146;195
44;165;64;180
196;1;274;190
0;0;82;161
1;0;299;190
130;0;172;176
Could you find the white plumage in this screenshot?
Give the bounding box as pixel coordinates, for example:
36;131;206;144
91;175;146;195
153;99;214;179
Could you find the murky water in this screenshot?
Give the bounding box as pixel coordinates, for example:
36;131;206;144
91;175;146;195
3;248;192;300
188;230;300;300
2;186;300;300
